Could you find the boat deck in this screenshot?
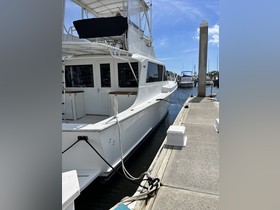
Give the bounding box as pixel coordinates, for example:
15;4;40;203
62;114;109;125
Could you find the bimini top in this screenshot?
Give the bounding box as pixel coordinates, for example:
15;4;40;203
71;0;149;18
73;16;128;39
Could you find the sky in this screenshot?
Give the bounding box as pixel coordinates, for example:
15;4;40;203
152;0;219;74
64;0;219;75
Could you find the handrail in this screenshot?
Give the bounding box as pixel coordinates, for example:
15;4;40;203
63;25;77;41
109;49;139;85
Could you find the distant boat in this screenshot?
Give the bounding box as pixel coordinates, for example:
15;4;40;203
179;71;194;88
206;75;214;86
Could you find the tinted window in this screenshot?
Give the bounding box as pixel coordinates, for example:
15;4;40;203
163;66;167;81
65;65;94;87
100;64;111;87
118;62;138;87
146;62;164;82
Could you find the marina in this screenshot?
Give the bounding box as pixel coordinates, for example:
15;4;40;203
61;1;220;209
72;86;219;210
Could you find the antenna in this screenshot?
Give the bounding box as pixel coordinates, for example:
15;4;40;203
217;55;219;71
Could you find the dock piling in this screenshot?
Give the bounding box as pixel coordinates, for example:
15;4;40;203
198;21;208;97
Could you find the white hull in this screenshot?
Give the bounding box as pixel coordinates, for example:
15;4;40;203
62;0;178;191
62;95;171;176
61;53;177;189
206;80;214;85
62;81;176;191
179;82;194;88
179;71;194;88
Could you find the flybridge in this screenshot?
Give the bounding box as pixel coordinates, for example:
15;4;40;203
63;0;154;57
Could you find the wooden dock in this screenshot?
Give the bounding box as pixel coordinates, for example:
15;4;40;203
116;96;219;210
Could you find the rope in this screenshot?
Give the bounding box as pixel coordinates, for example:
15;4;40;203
113;98;161;205
62;139;80;154
63;97;163;203
62;136;149;190
116;115;153;181
62;135;162;201
156;98;178;104
156;88;193;106
115;176;161;206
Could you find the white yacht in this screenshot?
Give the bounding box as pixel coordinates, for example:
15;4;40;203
62;0;177;191
179;70;194;88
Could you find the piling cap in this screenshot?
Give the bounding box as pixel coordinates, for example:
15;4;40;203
200;20;208;27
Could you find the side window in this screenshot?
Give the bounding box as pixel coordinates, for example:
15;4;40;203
146;62;164;82
163;66;167;81
65;65;94;87
118;62;138;87
100;64;111;87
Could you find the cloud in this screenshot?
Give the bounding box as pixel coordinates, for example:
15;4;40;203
154;36;169;48
208;24;219;46
204;0;219;16
153;0;203;24
159;57;179;61
182;48;198;53
194;24;219;46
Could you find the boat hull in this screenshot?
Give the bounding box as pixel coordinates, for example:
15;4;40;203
62;95;170;176
206;81;214;86
179;82;194;88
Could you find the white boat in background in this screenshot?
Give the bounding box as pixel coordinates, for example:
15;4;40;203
206;75;214;85
62;0;177;191
179;70;194;88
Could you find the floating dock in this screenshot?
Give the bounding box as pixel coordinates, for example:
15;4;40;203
116;96;219;210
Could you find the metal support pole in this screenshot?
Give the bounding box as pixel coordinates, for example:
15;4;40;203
198;21;208;97
62;0;65;34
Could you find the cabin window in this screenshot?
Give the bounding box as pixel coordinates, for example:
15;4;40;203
100;64;111;87
146;62;164;82
65;65;94;87
118;62;138;87
163;66;167;81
